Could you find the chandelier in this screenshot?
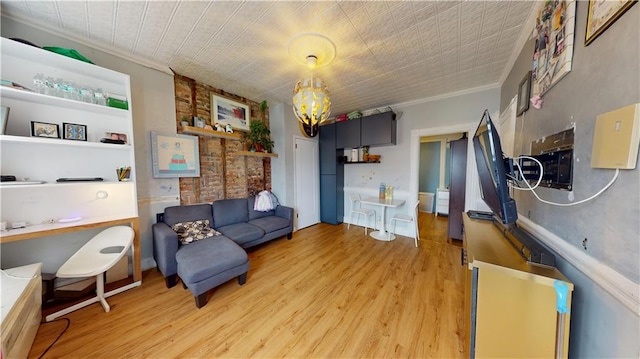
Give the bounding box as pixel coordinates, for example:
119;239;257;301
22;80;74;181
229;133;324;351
289;33;335;138
292;56;331;137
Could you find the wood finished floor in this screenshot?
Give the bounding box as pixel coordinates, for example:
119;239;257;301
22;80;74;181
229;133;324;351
29;213;464;358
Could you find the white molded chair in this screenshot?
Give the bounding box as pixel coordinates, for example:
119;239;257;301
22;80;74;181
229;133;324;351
45;226;134;322
390;201;420;247
348;194;375;235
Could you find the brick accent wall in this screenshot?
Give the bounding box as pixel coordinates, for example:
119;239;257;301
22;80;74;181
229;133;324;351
174;74;271;205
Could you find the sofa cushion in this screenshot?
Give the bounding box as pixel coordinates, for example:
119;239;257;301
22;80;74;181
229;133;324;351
176;237;247;283
217;223;264;246
172;220;221;245
164;204;213;227
248;216;290;233
212;198;249;228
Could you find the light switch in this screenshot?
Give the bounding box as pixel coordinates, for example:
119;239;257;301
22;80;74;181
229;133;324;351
591;103;640;169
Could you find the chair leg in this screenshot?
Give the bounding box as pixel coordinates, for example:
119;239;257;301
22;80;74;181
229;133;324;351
96;273;110;313
238;272;248;285
165;274;177;288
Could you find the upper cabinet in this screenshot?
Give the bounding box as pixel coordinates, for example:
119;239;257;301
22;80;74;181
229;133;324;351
361;112;396;147
335;118;361;149
334;112;396;149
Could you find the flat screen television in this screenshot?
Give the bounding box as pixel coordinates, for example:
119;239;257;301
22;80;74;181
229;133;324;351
471;109;555;266
473;109;518;225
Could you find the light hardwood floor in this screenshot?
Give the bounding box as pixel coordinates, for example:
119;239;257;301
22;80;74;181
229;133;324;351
29;213;464;358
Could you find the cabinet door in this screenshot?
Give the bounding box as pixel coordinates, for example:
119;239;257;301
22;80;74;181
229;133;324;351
336;118;361;149
319;123;337;175
361;112;396;147
448;138;467;240
320;174;338;224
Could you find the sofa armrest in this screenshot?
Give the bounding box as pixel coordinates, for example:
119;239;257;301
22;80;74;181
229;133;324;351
275;205;294;224
152;222;179;279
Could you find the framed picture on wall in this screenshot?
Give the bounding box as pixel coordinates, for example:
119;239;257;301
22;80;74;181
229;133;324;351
517;71;532;116
151;131;200;178
211;94;250;132
585;0;637;45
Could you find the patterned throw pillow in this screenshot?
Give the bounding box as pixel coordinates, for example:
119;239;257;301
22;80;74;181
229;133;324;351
171;220;221;245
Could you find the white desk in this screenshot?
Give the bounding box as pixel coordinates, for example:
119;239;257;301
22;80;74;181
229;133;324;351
360;197;406;241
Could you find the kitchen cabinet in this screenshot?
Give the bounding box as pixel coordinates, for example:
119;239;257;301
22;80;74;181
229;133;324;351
335;118;360;149
360;111;396;147
319;123;344;224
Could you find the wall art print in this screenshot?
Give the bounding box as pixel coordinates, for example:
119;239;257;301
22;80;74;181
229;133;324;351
151;131;200;178
585;0;637;45
211;94;250;132
531;0;576;97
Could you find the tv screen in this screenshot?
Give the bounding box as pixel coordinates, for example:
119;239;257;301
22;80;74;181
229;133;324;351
473;110;518;224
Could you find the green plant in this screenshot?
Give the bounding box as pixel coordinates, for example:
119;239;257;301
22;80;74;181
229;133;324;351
247;120;273;152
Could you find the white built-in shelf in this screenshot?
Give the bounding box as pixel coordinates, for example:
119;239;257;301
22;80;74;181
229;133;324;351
238;150;278;158
344;161;380;164
0;135;132;149
0;86;127;117
180;126;242;140
0;181;133;189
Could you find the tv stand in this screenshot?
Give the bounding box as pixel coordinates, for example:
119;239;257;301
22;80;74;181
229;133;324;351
462;215;573;358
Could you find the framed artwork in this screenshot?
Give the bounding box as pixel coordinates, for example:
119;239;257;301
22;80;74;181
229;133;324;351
531;0;576;97
106;132;128;144
63;122;87;141
517;71;532;116
31;121;60;138
1;106;9;135
585;0;637;45
151;131;200;178
211;94;250;132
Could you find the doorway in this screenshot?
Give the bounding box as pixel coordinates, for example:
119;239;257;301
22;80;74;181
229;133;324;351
294;137;320;230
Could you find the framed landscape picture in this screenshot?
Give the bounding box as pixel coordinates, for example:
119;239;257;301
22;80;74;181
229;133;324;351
151;132;200;178
585;0;637;45
211;94;250;132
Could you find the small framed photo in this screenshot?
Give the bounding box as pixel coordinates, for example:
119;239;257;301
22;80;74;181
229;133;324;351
517;71;532;116
106;132;128;144
31;121;60;138
63;122;87;141
1;106;9;135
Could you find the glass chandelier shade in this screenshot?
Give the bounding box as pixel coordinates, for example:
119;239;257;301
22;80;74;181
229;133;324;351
292;74;331;138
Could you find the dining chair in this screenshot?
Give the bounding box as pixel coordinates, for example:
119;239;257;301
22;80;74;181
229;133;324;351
390;201;420;247
348;194;375;235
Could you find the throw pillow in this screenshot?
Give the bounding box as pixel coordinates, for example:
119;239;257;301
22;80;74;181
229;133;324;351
172;220;221;245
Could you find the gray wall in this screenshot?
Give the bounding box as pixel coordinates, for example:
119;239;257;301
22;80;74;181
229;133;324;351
500;3;639;358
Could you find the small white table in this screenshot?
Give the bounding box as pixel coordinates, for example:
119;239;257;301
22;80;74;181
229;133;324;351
360;197;406;241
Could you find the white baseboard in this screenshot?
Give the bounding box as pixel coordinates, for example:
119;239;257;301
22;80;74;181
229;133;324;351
518;216;640;316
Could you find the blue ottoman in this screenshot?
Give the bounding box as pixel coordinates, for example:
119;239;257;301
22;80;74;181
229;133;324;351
176;236;249;308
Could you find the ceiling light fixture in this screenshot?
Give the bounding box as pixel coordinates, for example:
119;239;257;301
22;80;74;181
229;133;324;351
289;33;335;138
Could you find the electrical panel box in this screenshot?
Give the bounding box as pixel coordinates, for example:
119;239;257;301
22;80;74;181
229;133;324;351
591;103;640;169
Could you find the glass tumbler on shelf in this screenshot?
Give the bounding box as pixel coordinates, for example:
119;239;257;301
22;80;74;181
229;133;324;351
33;73;46;94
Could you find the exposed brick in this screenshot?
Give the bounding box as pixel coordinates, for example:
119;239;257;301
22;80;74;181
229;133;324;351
175;73;271;205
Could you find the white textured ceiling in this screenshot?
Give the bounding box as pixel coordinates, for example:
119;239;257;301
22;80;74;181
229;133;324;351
0;1;537;116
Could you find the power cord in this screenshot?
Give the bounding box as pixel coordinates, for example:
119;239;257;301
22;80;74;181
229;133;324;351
512;158;620;206
37;317;70;359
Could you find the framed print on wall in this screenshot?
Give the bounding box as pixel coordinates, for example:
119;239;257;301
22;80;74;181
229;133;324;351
63;122;87;141
31;121;60;138
211;94;250;132
151;131;200;178
585;0;637;45
517;71;532;116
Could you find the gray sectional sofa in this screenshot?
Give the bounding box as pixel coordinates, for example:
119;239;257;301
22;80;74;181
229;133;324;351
152;196;293;307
